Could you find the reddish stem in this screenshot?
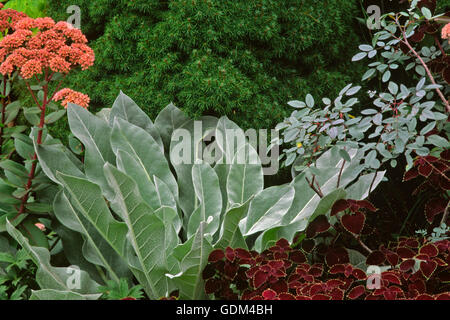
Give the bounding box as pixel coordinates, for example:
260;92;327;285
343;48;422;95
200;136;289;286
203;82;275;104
0;75;7;155
14;72;49;220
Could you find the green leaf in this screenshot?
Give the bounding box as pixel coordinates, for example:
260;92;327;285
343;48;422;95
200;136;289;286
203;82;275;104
0;160;29;177
104;164;178;299
110;91;164;153
30;289;101;300
226;144;263;207
6;219;100;294
53;190;126;283
308;188;347;222
56;172;128;258
45;110;66;124
111;117;179;202
243;184;295;236
35;142;84;185
168;223;212;300
215;199;252;250
427;135;450;148
67;104;116;198
188;162;222;238
154;103;189;152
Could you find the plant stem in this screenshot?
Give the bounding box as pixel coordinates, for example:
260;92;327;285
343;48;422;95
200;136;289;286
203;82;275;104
355;234;373;254
0;75;7;155
441;200;450;226
397;19;450;113
14;72;49;220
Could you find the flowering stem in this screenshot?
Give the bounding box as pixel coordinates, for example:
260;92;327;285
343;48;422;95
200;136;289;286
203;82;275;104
14;74;49;219
0;75;7;155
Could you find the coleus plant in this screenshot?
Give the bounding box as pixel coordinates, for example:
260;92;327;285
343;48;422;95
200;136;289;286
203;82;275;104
203;237;450;300
403;149;449;225
277;0;449;179
4;91;384;300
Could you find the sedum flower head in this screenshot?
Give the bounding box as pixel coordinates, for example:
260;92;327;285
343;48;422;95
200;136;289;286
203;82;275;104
0;18;95;79
0;8;27;33
53;88;90;109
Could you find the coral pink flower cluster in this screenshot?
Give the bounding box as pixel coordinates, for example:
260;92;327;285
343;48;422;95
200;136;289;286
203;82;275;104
53;88;90;109
442;23;450;43
0;8;27;33
0;17;95;79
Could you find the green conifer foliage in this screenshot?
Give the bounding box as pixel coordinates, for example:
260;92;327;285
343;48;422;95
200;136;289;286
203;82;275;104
48;0;364;129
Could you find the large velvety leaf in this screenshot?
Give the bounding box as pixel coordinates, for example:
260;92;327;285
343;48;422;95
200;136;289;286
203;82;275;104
346;171;386;200
168;223;212;300
226;144;263;207
35;142;84;185
242;184;295;236
111;117;179;201
215;199;252;250
169;116;218;218
53;190;128;283
67;103;115;198
104;164;178;299
30;289;101;300
154;103;189;152
187;162;222;238
115;150;177;220
109;91;164;152
56;173;128;257
6;220;100;294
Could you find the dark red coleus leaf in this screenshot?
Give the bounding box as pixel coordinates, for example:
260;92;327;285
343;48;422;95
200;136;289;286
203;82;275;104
347;285;366;300
202;263;216;279
306;215;331;238
329;288;345;300
290;250;306;264
366;250;386;265
400;259;415;272
382;272;401;285
278;293;296;300
295;295;312;300
205;279;222;294
331;199;350;216
352;268;367;280
275;238;290;249
436;293;450;300
397;247;416;259
311;294;331;300
271;279;288;294
420;260;437;279
325;247;350;266
225;247;235;262
418;243;438;258
425;198;447;223
301;239;315;253
208;249;225;262
253;270;269;289
262;289;277;300
341;212;365;234
357;200;377;212
386;252;400;266
405;238;420;248
235;248;252;260
403;167;419;181
416;294;434;300
418;163;433;177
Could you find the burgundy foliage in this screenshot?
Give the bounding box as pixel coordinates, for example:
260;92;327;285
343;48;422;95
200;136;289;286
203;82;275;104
203;237;450;300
